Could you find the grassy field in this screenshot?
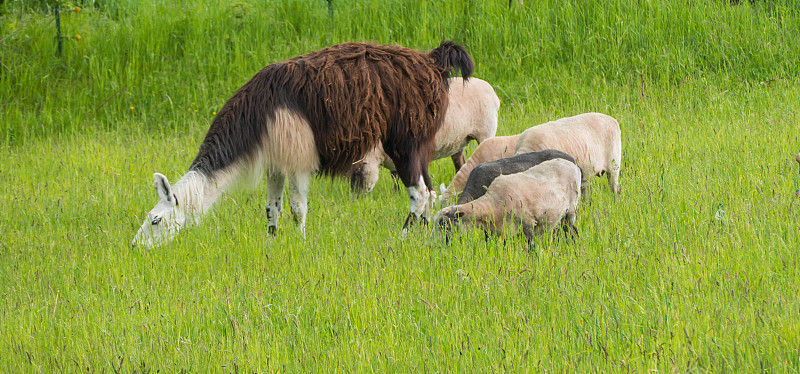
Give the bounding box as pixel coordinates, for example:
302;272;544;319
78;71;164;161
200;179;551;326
2;0;800;372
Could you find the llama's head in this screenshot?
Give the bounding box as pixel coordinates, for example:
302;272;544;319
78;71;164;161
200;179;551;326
132;173;187;248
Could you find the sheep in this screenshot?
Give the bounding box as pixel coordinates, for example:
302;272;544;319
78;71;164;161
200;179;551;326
438;134;520;204
350;77;500;193
515;112;621;194
432;158;582;246
456;149;580;205
796;152;800;175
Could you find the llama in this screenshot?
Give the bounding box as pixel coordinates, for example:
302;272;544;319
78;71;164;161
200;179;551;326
133;41;473;247
349;77;500;193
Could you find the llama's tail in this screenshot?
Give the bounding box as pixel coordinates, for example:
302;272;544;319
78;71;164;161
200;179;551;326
429;40;474;81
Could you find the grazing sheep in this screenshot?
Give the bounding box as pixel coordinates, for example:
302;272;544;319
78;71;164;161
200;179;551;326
515;112;621;194
796;152;800;175
796;152;800;197
132;41;473;247
350;77;500;193
456;149;579;205
433;158;582;246
439;134;520;204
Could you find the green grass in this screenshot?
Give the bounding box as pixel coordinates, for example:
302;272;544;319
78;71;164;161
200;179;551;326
1;0;800;372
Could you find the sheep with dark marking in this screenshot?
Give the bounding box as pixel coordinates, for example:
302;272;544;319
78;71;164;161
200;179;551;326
455;149;580;205
515;113;621;194
439;134;520;204
432;158;582;246
350;77;500;193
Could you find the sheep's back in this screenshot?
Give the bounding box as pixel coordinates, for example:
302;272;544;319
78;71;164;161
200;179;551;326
516;113;619;178
432;77;500;159
487;159;580;226
457;149;576;205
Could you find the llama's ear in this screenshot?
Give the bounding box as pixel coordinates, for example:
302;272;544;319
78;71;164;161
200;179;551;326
153;173;173;203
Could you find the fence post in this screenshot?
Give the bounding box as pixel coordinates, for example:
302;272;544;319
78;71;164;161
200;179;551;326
55;4;63;56
326;0;333;44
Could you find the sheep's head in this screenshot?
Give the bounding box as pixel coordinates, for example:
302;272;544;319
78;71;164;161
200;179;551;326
132;173;187;248
431;206;467;243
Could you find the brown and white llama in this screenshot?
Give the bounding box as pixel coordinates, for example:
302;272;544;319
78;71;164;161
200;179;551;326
133;41;474;247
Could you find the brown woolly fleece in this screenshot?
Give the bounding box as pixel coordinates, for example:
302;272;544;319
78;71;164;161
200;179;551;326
190;41;473;190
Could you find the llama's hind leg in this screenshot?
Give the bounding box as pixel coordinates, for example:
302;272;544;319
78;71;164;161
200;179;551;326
266;172;285;236
288;172;311;238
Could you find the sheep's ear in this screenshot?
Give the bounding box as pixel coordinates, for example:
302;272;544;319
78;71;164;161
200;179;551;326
153;173;174;203
446;209;466;220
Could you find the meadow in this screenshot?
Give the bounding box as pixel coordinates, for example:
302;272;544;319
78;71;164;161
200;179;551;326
1;0;799;371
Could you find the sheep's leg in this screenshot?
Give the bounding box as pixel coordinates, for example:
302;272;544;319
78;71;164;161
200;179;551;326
265;172;285;236
288;172;311;238
560;219;579;242
451;151;466;172
562;209;579;241
608;159;621;194
522;223;536;251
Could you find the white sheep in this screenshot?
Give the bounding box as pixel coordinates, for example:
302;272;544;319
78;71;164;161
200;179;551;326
350;77;500;193
432;158;582;246
438;134;520;204
515;112;621;194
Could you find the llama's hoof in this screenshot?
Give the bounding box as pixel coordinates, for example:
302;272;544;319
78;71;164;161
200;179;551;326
402;213;418;233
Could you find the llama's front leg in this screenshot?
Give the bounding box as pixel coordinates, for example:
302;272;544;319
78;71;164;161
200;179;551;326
402;175;432;232
288;172;311;238
265;172;285;236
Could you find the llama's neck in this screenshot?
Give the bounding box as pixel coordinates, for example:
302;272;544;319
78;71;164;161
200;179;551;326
173;169;238;221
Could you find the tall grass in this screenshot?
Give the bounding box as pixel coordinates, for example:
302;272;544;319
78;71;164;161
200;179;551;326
1;0;798;141
1;0;799;372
